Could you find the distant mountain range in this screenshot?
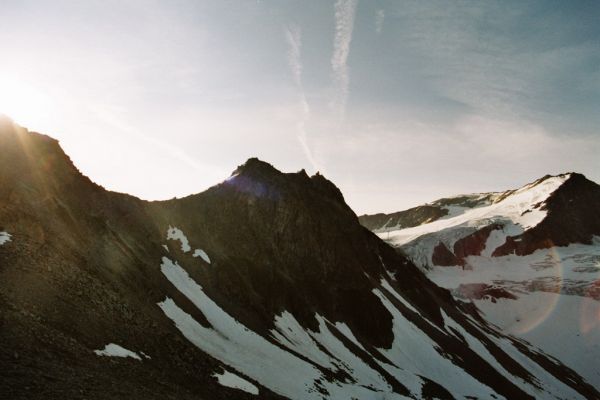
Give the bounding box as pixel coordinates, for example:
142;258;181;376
1;118;599;399
360;172;600;389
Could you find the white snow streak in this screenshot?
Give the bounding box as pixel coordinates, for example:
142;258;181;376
94;343;142;360
373;289;502;399
0;231;11;246
213;370;259;395
193;248;211;264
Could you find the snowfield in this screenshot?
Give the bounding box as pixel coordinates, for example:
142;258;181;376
368;174;600;393
156;224;592;399
158;252;592;400
381;174;569;249
427;238;600;390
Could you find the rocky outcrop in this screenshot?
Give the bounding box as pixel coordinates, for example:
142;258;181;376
429;225;502;267
453;224;502;260
493;173;600;256
431;242;461;266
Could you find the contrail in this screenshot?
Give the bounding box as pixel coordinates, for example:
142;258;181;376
285;24;320;173
375;9;385;34
331;0;358;122
285;25;302;87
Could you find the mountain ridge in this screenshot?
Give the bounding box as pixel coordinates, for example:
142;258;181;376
2;120;599;399
359;172;579;233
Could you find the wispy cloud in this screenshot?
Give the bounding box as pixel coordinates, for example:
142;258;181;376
285;24;320;172
89;104;208;173
331;0;358;122
375;9;385;34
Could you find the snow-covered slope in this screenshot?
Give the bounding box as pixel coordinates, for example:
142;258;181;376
367;173;600;391
384;174;570;267
158;225;595;399
429;240;600;389
359;192;500;233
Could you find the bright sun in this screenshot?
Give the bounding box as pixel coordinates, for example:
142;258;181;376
0;76;54;131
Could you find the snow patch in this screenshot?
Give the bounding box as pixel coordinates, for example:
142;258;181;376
0;231;11;246
166;226;191;252
193;248;211;264
213;370;259;395
94;343;142;360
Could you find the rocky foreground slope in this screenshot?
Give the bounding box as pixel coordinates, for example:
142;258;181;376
1;119;599;399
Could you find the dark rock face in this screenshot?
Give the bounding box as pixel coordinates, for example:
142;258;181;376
432;242;462;266
0;122;285;400
429;225;502;267
494;173;600;256
1;120;599;400
156;157;403;347
453;224;501;260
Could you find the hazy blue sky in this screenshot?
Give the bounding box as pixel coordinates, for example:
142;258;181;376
1;0;599;213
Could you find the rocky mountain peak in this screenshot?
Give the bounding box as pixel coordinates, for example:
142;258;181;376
493;171;600;255
225;157;347;209
232;157;281;179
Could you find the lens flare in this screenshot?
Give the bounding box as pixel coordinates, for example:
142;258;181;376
510;246;563;335
580;275;600;336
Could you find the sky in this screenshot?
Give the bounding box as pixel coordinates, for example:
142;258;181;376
0;0;599;214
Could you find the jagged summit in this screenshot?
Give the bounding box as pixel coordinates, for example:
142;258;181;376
232;157;281;178
494;171;600;255
226;157;347;207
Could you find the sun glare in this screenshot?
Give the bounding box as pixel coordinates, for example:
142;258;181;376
0;76;54;131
